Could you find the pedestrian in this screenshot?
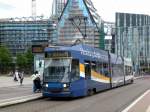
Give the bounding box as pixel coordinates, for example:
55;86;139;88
19;71;24;85
133;71;135;76
31;71;42;93
13;70;19;81
31;72;37;92
13;73;17;81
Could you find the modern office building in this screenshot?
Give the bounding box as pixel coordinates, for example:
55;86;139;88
52;0;67;19
0;17;56;56
57;0;104;49
115;12;150;73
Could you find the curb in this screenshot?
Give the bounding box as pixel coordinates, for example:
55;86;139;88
134;76;144;79
134;75;150;80
0;94;43;108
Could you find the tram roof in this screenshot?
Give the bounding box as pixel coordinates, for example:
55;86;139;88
45;44;108;61
45;44;107;54
45;44;123;64
110;53;123;64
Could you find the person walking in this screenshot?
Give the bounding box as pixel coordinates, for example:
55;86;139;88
31;71;42;93
19;71;24;85
13;70;19;81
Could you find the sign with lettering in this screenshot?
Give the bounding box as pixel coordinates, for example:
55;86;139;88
45;51;71;58
32;45;44;53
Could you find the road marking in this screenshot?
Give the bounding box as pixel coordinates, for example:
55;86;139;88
122;89;150;112
146;105;150;112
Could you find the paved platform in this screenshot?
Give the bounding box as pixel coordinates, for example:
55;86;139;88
0;76;42;108
0;76;32;87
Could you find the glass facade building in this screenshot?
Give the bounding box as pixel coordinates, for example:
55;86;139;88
0;18;56;56
57;0;104;49
52;0;67;18
115;12;150;73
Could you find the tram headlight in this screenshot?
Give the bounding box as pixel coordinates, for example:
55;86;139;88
63;84;67;88
45;84;48;87
63;83;70;91
63;83;70;88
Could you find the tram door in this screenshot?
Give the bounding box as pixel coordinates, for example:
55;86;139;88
85;61;91;79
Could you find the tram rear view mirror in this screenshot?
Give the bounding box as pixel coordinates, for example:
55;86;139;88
45;52;48;58
85;63;89;65
91;63;95;65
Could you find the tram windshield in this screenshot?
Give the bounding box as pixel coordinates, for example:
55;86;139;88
44;58;71;82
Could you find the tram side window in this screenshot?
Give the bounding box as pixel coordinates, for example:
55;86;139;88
129;67;132;75
71;59;79;81
112;64;124;77
125;66;128;75
91;61;96;72
96;62;108;76
85;61;91;78
91;61;104;74
103;63;109;77
125;66;132;76
98;63;104;75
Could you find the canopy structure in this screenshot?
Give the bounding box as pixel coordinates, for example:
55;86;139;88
57;0;103;48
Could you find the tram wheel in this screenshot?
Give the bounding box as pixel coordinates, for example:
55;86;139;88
131;79;134;83
87;89;94;96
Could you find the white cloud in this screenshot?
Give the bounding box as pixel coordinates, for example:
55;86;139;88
0;0;31;18
0;2;15;10
36;0;52;17
92;0;150;22
0;0;52;18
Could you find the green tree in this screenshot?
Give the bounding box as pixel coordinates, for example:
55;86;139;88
16;54;27;71
25;49;34;73
0;46;13;73
25;49;34;68
16;48;34;73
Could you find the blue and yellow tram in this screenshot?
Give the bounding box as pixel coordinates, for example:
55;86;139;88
42;44;134;97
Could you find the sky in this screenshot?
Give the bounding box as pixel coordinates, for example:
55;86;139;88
0;0;150;22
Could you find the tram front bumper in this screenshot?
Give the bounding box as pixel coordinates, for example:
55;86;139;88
43;83;72;97
43;91;73;97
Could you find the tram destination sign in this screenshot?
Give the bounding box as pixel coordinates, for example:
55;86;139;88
32;45;44;53
45;51;71;58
